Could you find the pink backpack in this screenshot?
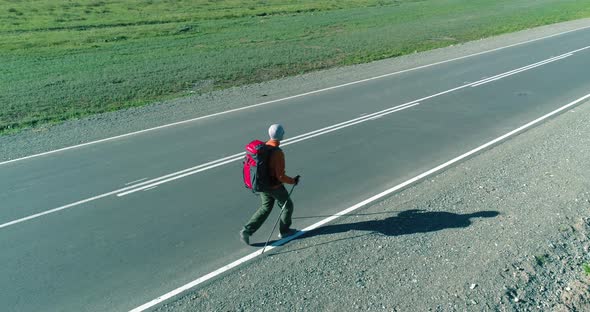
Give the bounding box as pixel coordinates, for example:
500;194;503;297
243;140;277;193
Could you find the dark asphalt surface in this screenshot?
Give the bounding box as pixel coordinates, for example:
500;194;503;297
1;26;589;311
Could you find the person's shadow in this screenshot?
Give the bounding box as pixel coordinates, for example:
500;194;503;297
305;209;499;238
254;209;499;248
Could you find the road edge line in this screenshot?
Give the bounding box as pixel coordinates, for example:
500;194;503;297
129;93;590;312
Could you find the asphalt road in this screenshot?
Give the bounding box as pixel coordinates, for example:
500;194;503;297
1;26;590;312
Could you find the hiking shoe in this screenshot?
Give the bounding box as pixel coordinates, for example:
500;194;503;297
239;229;250;245
278;228;298;239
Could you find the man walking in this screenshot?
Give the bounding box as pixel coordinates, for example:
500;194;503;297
240;124;300;245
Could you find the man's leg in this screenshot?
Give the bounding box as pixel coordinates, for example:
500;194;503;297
243;192;275;235
272;185;294;235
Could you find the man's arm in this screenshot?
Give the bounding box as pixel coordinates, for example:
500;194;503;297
273;150;296;185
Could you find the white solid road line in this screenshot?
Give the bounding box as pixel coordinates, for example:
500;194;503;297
118;46;585;196
1;46;585;230
281;103;421;145
0;190;118;230
130;93;590;312
2;25;590;167
472;45;590;87
0;102;419;229
116;102;421;196
117;101;421;196
124;178;148;186
471;53;573;87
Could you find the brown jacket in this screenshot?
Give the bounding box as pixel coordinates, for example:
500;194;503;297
266;139;296;187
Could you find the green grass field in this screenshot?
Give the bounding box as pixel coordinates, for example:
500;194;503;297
2;0;590;134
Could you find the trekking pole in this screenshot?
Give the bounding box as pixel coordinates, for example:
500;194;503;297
261;184;296;254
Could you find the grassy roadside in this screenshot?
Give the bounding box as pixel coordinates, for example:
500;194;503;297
2;0;590;134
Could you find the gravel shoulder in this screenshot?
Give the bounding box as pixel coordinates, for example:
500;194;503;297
2;18;590;162
154;94;590;311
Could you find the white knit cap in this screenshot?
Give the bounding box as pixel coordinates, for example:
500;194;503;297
268;124;285;140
